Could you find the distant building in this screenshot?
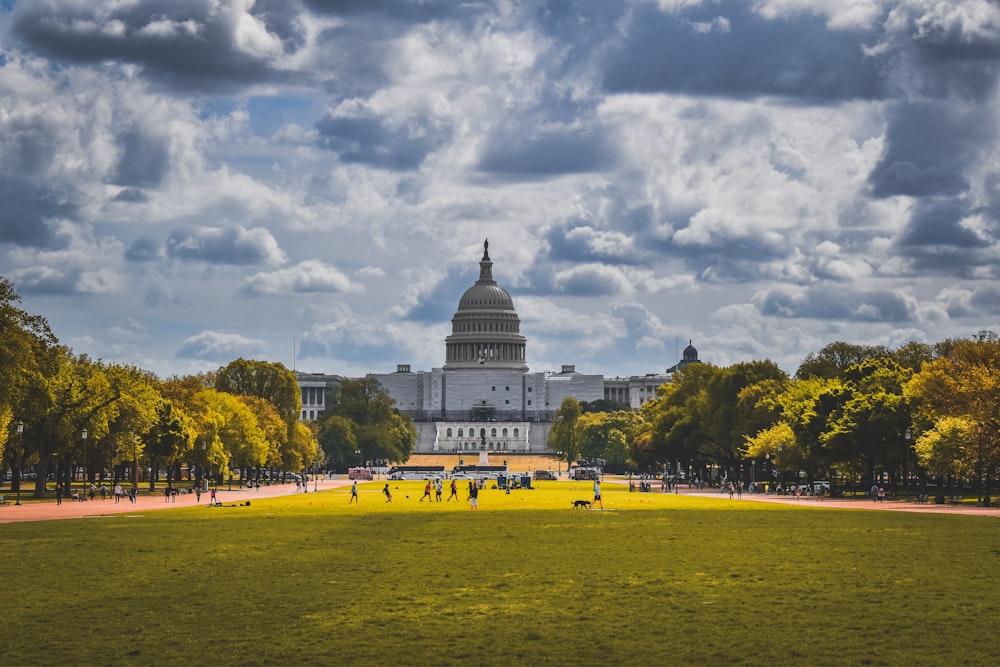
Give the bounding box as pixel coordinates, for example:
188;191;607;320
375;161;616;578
298;240;703;455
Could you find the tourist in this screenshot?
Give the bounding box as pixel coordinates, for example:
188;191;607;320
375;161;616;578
383;483;392;503
350;480;358;504
420;480;432;502
469;481;478;510
592;479;603;509
55;482;63;505
114;483;124;503
435;478;443;502
447;479;458;502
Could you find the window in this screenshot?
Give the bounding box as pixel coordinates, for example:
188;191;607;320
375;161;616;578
502;428;508;436
527;387;532;392
505;386;509;391
458;428;464;437
446;428;453;437
491;428;497;437
527;400;532;406
513;428;519;437
505;400;509;404
492;386;496;391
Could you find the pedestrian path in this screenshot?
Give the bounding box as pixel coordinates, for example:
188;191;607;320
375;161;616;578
0;479;354;524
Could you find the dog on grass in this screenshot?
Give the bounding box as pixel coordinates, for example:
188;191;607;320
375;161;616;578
572;499;592;509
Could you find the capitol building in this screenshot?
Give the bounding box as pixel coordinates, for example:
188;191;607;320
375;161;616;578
297;240;700;454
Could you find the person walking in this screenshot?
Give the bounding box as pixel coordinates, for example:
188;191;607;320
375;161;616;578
114;483;124;504
435;478;443;502
209;488;217;506
383;483;392;503
469;480;479;510
100;483;108;501
55;482;64;506
195;485;202;504
420;480;432;502
447;479;459;502
871;483;879;502
350;480;359;504
592;478;604;509
89;483;96;501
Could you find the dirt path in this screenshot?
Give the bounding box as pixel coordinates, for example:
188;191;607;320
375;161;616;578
0;478;354;525
680;488;1000;516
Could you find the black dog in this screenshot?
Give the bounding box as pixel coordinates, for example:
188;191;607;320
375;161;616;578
572;499;591;509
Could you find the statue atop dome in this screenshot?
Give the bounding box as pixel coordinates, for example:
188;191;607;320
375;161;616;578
483;238;489;260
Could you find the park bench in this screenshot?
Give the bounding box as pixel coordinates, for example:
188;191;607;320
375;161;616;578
911;493;928;504
948;495;963;506
0;496;9;507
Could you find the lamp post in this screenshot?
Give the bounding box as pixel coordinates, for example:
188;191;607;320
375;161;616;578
132;434;139;490
978;423;985;506
903;429;911;491
15;420;24;506
81;428;88;495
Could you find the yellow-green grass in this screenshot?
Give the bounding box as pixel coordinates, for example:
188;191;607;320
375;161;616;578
4;481;999;666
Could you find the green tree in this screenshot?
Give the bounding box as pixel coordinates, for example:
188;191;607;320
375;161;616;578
318;415;358;469
215;358;302;425
796;341;890;380
548;397;583;470
324;378;415;464
822;357;914;487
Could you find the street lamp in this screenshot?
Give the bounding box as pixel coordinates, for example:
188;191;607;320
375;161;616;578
15;420;24;506
81;428;88;495
904;429;911;490
978;423;985;506
132;434;139;491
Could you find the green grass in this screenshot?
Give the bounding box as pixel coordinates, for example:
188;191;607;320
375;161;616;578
4;481;1000;666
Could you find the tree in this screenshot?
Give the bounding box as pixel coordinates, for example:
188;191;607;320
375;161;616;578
548;397;583;469
796;341;890;380
215;358;302;425
906;337;1000;491
913;416;975;483
318;415;358;470
822;358;914;487
324;378;415;464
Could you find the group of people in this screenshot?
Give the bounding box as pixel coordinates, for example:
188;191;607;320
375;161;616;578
361;478;479;509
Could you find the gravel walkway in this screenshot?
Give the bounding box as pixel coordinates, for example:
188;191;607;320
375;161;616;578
0;478;354;525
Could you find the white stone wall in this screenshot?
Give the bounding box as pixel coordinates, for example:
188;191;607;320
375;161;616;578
443;369;526;414
543;373;605;409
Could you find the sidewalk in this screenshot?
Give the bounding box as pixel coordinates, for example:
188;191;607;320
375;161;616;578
0;479;354;525
685;488;1000;516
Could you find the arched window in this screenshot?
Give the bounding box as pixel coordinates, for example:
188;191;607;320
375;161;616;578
491;428;497;437
502;428;508;437
446;428;453;437
457;428;464;437
513;428;519;437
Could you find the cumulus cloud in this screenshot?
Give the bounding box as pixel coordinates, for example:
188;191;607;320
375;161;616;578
754;285;918;321
315;110;449;171
176;330;268;360
238;260;363;295
601;1;886;100
11;0;295;91
165;225;286;266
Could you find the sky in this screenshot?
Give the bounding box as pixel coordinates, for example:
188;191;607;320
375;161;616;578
2;0;1000;381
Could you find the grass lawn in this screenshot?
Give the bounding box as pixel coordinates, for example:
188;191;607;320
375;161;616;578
4;480;1000;666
